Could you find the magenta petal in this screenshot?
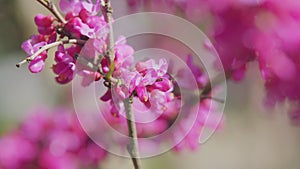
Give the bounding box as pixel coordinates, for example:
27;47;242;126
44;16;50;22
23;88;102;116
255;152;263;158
115;43;135;70
54;51;66;63
142;69;158;85
38;26;55;35
152;77;173;92
149;89;167;114
53;62;68;74
54;62;75;84
82;1;93;13
231;65;246;81
22;39;47;56
59;0;70;13
157;58;168;76
28;56;45;73
115;45;134;59
136;85;149;103
100;90;112;102
129;73;142;93
54;48;74;63
136;59;155;72
48;32;57;43
59;0;81;14
34;14;53;27
21;40;33;55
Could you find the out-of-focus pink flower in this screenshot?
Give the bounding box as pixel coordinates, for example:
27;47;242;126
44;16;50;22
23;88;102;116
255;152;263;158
59;0;83;16
0;134;36;169
126;0;300;123
176;55;208;89
0;108;107;169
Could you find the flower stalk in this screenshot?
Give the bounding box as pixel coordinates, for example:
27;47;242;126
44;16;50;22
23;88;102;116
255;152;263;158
101;0;116;82
36;0;67;24
101;1;143;168
16;39;83;68
124;96;143;169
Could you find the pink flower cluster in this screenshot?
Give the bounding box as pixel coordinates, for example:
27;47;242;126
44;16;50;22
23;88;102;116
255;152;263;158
101;58;174;116
59;0;106;39
21;0;137;86
199;0;300;123
127;0;300;123
99;56;221;152
22;0;104;84
0;108;107;169
20;0;223;155
21;14;56;73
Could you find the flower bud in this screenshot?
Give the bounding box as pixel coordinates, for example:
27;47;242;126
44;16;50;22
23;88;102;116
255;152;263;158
34;14;54;27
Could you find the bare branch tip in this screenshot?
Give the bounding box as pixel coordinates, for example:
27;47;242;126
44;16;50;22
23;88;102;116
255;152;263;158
16;59;28;68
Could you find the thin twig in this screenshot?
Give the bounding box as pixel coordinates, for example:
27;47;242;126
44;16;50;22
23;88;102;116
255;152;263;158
36;0;67;24
124;97;143;169
101;0;116;81
101;2;142;167
16;39;83;68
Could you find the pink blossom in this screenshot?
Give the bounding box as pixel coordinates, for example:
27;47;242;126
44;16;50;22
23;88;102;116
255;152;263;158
60;0;108;40
0;134;36;169
126;0;300;123
149;89;169;114
136;58;168;77
120;59;172;103
34;14;54;27
59;0;83;16
35;14;56;35
114;36;135;70
148;76;173;92
21;35;46;56
100;58;175;117
176;55;208;89
53;61;76;84
172;99;222;151
53;45;77;84
0;108;107;169
19;0;227;157
21;35;48;73
28;54;47;73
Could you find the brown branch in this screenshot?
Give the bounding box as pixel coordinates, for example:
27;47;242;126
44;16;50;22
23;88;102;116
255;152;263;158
124;97;143;169
36;0;67;24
